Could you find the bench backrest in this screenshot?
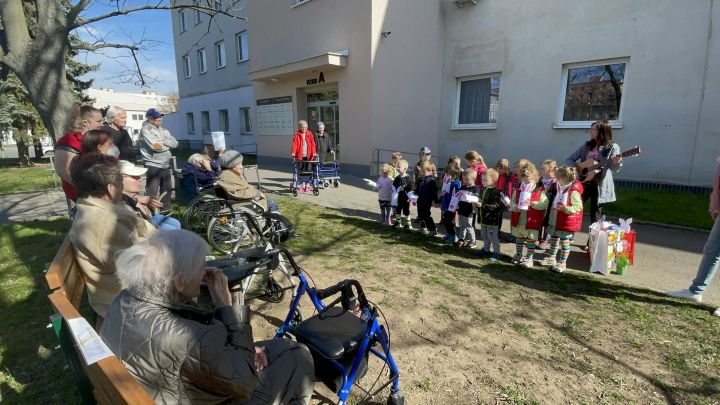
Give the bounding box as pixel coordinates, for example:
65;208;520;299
45;237;155;404
45;236;85;308
48;291;155;405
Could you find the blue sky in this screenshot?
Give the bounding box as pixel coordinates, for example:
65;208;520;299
75;2;178;95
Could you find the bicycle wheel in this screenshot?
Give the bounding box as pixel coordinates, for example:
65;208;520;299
207;213;258;255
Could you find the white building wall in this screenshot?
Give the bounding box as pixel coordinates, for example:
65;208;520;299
438;0;718;186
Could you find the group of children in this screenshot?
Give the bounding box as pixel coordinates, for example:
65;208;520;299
374;148;585;273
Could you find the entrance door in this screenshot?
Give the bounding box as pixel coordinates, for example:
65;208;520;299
306;89;339;150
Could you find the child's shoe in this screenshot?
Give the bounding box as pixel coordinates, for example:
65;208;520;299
551;261;566;273
420;227;429;235
542;256;557;267
428;229;439;237
454;240;466;248
520;257;534;268
511;253;523;264
404;222;413;231
442;234;455;244
463;242;477;249
538;240;551;250
489;252;502;262
475;248;490;257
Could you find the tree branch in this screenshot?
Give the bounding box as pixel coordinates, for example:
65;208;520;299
72;4;246;28
71;42;140;52
66;0;92;26
0;0;32;60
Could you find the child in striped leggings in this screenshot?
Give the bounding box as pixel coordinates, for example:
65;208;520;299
544;166;584;273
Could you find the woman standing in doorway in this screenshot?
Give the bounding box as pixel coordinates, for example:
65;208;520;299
291;120;317;171
565;119;623;230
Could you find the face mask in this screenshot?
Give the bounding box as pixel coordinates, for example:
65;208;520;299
106;146;121;159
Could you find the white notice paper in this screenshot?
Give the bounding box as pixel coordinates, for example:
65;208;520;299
66;317;114;365
211;131;226;150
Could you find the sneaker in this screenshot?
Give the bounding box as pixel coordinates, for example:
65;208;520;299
463;242;477;249
665;289;703;303
551;262;566;273
421;227;429;235
511;253;523;264
542;256;557;267
520;257;534;268
714;308;720;317
442;234;455;244
489;252;502;262
538;241;551;250
404;223;413;231
475;248;491;257
454;240;466;248
428;230;439;237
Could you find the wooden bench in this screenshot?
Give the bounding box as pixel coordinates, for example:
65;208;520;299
45;237;154;405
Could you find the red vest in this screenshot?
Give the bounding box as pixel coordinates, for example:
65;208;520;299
55;131;83;201
510;184;545;230
554;181;584;232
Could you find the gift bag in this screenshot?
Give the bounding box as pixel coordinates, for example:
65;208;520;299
391;187;399;207
588;220;619;275
441;175;451;194
517;182;533;210
447;190;463;212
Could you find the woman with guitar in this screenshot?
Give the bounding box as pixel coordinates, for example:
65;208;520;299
565;119;623;227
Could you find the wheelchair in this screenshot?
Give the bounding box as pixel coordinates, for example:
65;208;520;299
270;248;405;405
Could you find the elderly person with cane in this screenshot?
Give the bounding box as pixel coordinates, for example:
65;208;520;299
101;229;315;404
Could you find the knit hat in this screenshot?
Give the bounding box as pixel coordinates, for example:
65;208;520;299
219;150;243;169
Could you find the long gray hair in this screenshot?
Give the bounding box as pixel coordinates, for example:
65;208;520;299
115;230;210;301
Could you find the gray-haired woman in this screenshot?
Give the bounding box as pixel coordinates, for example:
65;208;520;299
101;229;314;404
314;121;335;164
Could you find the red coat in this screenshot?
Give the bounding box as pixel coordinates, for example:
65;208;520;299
511;184;545;230
291;130;316;160
554;181;584;232
55;131;83;201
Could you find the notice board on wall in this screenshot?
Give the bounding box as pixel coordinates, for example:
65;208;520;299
256;96;294;136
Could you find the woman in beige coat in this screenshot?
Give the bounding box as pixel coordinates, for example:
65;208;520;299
216;150;268;211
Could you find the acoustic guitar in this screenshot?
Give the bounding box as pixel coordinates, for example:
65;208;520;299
576;146;641;183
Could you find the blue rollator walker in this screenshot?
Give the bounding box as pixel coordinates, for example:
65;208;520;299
273;249;405;405
317;151;340;189
291;158;321;196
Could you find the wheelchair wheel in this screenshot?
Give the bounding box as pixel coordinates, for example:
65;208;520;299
261;278;285;303
333;180;339;188
312;187;320;196
207;214;257;255
183;196;228;234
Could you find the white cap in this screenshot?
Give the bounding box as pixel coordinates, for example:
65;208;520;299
118;160;148;176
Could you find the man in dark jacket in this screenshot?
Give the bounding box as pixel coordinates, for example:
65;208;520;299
102;106;135;161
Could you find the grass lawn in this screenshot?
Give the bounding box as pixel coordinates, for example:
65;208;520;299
2;195;717;404
0;161;57;194
603;187;713;230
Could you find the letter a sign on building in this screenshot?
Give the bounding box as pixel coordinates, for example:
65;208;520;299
306;72;325;86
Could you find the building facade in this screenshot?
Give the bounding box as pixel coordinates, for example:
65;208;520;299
87;87;168;142
173;0;719;185
170;0;256;153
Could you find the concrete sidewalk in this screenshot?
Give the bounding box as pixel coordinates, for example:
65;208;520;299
1;165;716;306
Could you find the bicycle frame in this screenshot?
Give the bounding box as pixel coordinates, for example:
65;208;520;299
273;249;402;405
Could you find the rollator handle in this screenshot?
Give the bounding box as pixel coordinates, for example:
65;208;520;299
316;279;369;311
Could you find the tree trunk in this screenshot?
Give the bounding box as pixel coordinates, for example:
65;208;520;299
16;140;33;167
33;139;44;158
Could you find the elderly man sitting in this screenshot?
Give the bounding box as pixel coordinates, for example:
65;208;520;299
101;229;314;404
216;150;268;211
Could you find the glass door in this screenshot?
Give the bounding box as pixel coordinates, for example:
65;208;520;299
307;89;339;151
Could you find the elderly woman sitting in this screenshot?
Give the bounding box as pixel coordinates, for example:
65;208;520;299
216;150;268;211
68;153;153;318
181;153;220;198
101;229;314;404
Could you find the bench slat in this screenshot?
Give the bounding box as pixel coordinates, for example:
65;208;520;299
46;237;76;291
48;291;155;405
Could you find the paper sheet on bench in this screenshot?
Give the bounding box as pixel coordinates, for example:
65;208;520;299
66;317;114;365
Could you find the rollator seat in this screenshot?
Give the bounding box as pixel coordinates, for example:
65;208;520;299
293;307;366;359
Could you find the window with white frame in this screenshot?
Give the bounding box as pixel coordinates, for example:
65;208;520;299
236;31;248;62
556;58;628;128
240;107;251;133
179;11;187;32
218;109;229;133
454;74;501;129
197;48;207;73
215;41;226;68
195;8;203;24
186;113;195;134
182;55;191;78
201;111;210;133
214;1;223;12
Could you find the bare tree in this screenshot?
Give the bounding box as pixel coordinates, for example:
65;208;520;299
159;91;180;114
0;1;245;143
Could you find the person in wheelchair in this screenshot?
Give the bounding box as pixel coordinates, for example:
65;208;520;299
181;153;220;198
216;150;268;212
101;230;315;404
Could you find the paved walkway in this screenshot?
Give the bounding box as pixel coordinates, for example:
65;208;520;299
1;164;716;306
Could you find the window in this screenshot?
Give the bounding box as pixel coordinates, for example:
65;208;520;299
131;113;143;121
236;31;248;62
201;111;210;133
179;11;187;32
197;48;207;74
182;55;191;78
240;107;251;133
556;58;628;128
186;113;195;134
453;74;501;129
214;1;223;12
195;8;203;24
215;41;226;68
218;109;229;132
